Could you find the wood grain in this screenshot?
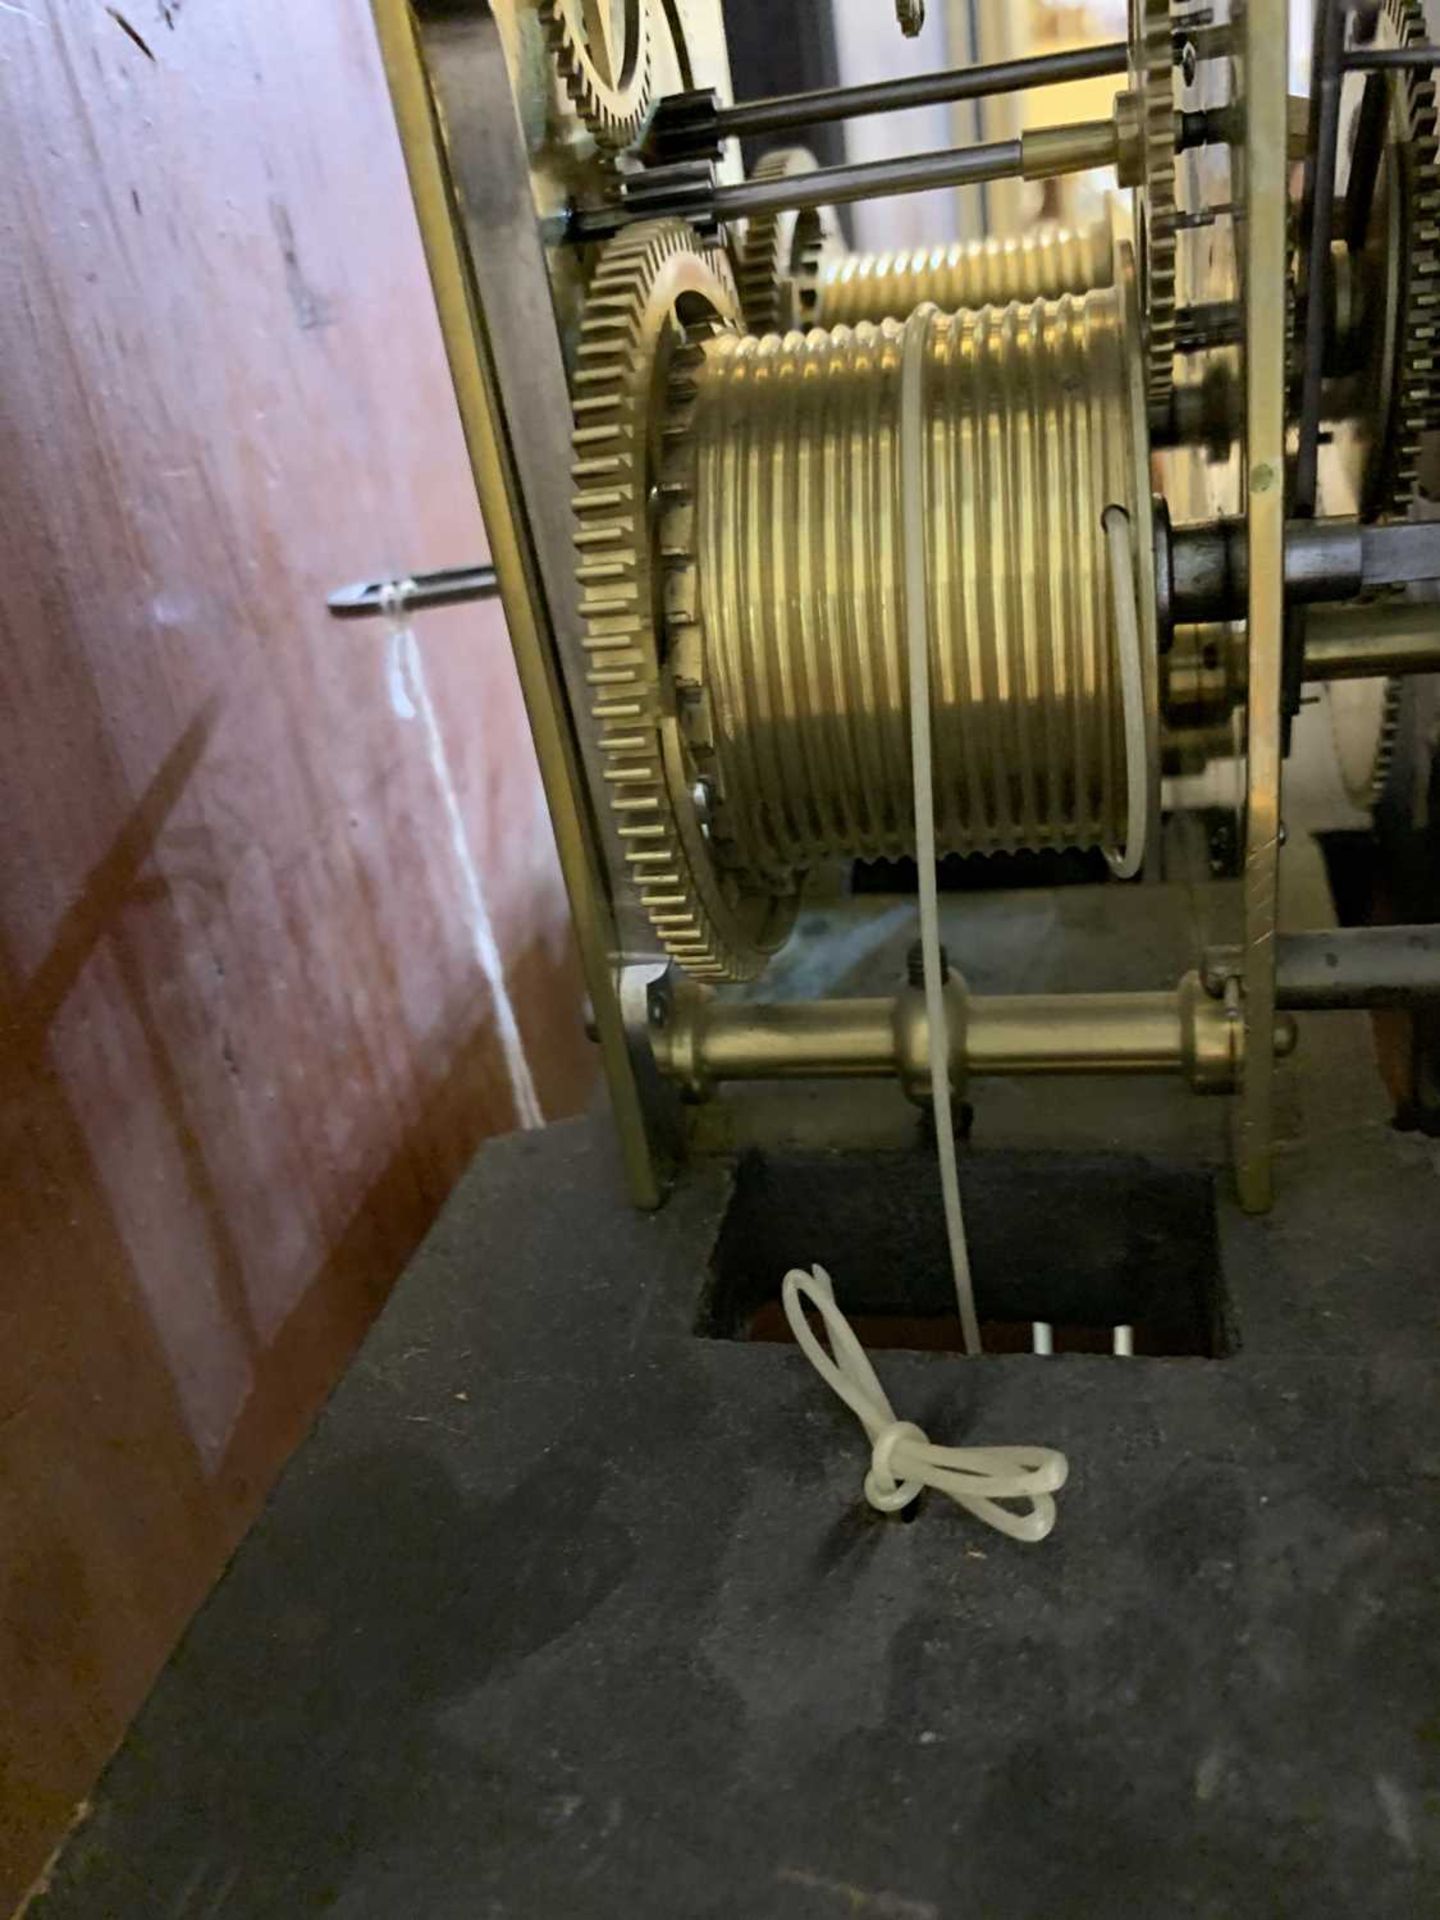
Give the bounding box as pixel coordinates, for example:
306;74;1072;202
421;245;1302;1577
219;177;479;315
0;1;593;1903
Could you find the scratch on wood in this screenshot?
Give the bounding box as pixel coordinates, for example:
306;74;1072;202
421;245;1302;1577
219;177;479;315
776;1866;939;1919
105;7;156;60
268;198;335;332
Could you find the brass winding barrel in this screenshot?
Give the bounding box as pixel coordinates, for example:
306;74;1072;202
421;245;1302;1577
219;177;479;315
663;278;1147;876
815;221;1113;328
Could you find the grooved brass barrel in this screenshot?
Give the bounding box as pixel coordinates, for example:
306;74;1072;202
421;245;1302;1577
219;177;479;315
816;221;1113;328
672;285;1144;873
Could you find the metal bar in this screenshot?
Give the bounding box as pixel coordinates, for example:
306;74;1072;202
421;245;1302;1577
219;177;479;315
1359;519;1440;587
709;137;1027;218
681;998;898;1081
1164;602;1440;729
707;41;1129;143
330;522;1440;626
1209;927;1440;1005
1294;0;1346;517
650;973;1294;1099
1167;515;1440;621
966;993;1191;1076
1345;43;1440;67
657;989;1208;1086
1302;601;1440;676
1236;0;1290;1214
570;119;1124;243
327;562;499;620
332;520;1440;688
1275;927;1440;1007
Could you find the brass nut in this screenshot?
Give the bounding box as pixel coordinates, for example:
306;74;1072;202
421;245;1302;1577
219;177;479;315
1112;87;1145;190
1180;968;1241;1093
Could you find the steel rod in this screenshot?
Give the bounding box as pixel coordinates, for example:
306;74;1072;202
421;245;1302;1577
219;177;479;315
1301;602;1440;678
710;137;1027;219
1209;927;1440;1008
1163;604;1440;729
327;562;499;620
1167;515;1440;621
1345;44;1440;67
570;119;1123;243
1275;927;1440;1007
706;41;1129;143
1358;520;1440;587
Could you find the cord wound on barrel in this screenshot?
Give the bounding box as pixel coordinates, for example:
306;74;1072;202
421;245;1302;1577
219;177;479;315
678;285;1140;884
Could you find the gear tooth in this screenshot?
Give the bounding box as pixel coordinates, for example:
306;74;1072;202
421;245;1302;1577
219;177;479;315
730;147;838;337
1136;0;1177;417
568;218;775;981
1363;0;1440;515
538;0;651;150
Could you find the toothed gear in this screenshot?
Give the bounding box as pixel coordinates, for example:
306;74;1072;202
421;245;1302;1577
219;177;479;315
1335;0;1440;755
1328;673;1398;808
570;219;793;979
1366;0;1440;516
733;148;840;334
540;0;654;151
1370;676;1406;802
1133;0;1178;423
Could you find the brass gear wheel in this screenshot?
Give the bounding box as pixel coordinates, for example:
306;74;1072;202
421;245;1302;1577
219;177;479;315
540;0;654;152
570;219;794;979
1361;0;1440;516
733;148;841;335
1329;673;1403;808
1328;0;1440;769
1133;0;1178;424
1371;677;1406;801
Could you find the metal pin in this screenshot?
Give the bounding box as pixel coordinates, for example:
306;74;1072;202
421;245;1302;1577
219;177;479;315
326;562;500;621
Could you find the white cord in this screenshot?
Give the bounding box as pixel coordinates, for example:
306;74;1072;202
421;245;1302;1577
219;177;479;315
782;1267;1069;1541
900;305;981;1356
1101;504;1149;881
780;303;1071;1542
